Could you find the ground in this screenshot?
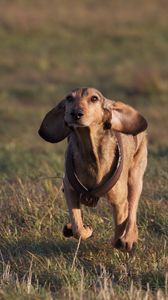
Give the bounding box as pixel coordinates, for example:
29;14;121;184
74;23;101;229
0;0;168;299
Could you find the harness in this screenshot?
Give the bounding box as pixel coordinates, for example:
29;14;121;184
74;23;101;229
66;132;125;207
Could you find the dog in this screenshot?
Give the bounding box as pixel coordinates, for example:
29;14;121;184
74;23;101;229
39;88;148;251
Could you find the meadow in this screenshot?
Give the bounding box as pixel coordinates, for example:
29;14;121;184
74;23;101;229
0;0;168;299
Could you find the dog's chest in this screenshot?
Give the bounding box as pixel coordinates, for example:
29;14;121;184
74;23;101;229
73;151;99;188
72;141;116;189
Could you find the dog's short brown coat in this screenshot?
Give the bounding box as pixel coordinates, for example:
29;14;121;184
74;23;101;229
39;88;148;251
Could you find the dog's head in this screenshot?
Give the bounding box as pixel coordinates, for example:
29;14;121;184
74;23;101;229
38;87;147;143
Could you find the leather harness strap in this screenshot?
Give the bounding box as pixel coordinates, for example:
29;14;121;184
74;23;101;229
65;132;124;206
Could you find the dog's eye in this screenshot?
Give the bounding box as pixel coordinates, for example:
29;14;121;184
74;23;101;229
66;95;74;102
91;95;99;102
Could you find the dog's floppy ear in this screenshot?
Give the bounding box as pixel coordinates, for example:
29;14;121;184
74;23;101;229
38;100;70;143
103;99;148;135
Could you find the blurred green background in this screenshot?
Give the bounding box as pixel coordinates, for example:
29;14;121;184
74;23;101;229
0;1;168;299
0;0;168;199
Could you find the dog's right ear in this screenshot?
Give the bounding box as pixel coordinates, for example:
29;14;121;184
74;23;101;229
38;100;70;143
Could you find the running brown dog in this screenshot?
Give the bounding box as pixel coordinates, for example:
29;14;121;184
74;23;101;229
39;88;148;251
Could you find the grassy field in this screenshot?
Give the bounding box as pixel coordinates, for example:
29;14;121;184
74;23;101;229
0;0;168;299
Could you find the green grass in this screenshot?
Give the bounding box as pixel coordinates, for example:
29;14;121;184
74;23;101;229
0;0;168;299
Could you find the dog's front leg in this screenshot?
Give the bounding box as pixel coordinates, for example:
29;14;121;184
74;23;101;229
63;176;93;240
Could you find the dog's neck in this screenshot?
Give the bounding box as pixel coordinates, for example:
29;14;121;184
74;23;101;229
70;124;117;188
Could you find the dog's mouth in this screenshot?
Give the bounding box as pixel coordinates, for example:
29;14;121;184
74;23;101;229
65;117;87;128
67;122;86;128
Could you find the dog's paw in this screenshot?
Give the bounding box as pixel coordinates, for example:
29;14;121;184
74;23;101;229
63;224;93;240
81;225;93;240
114;226;138;251
74;225;93;240
114;238;137;251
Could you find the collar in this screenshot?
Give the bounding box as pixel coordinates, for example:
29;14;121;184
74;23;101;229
65;131;124;206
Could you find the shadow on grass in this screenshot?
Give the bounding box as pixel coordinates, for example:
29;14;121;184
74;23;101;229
0;237;166;292
0;238;101;291
0;237;104;265
0;238;81;259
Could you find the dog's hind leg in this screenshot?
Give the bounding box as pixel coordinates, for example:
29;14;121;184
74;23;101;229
108;184;129;249
115;138;147;251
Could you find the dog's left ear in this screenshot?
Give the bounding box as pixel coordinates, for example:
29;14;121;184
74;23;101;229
38;100;70;143
103;99;148;135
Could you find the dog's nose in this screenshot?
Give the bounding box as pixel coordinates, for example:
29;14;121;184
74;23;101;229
70;109;84;120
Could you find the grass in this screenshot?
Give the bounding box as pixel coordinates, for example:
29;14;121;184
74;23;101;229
0;0;168;299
